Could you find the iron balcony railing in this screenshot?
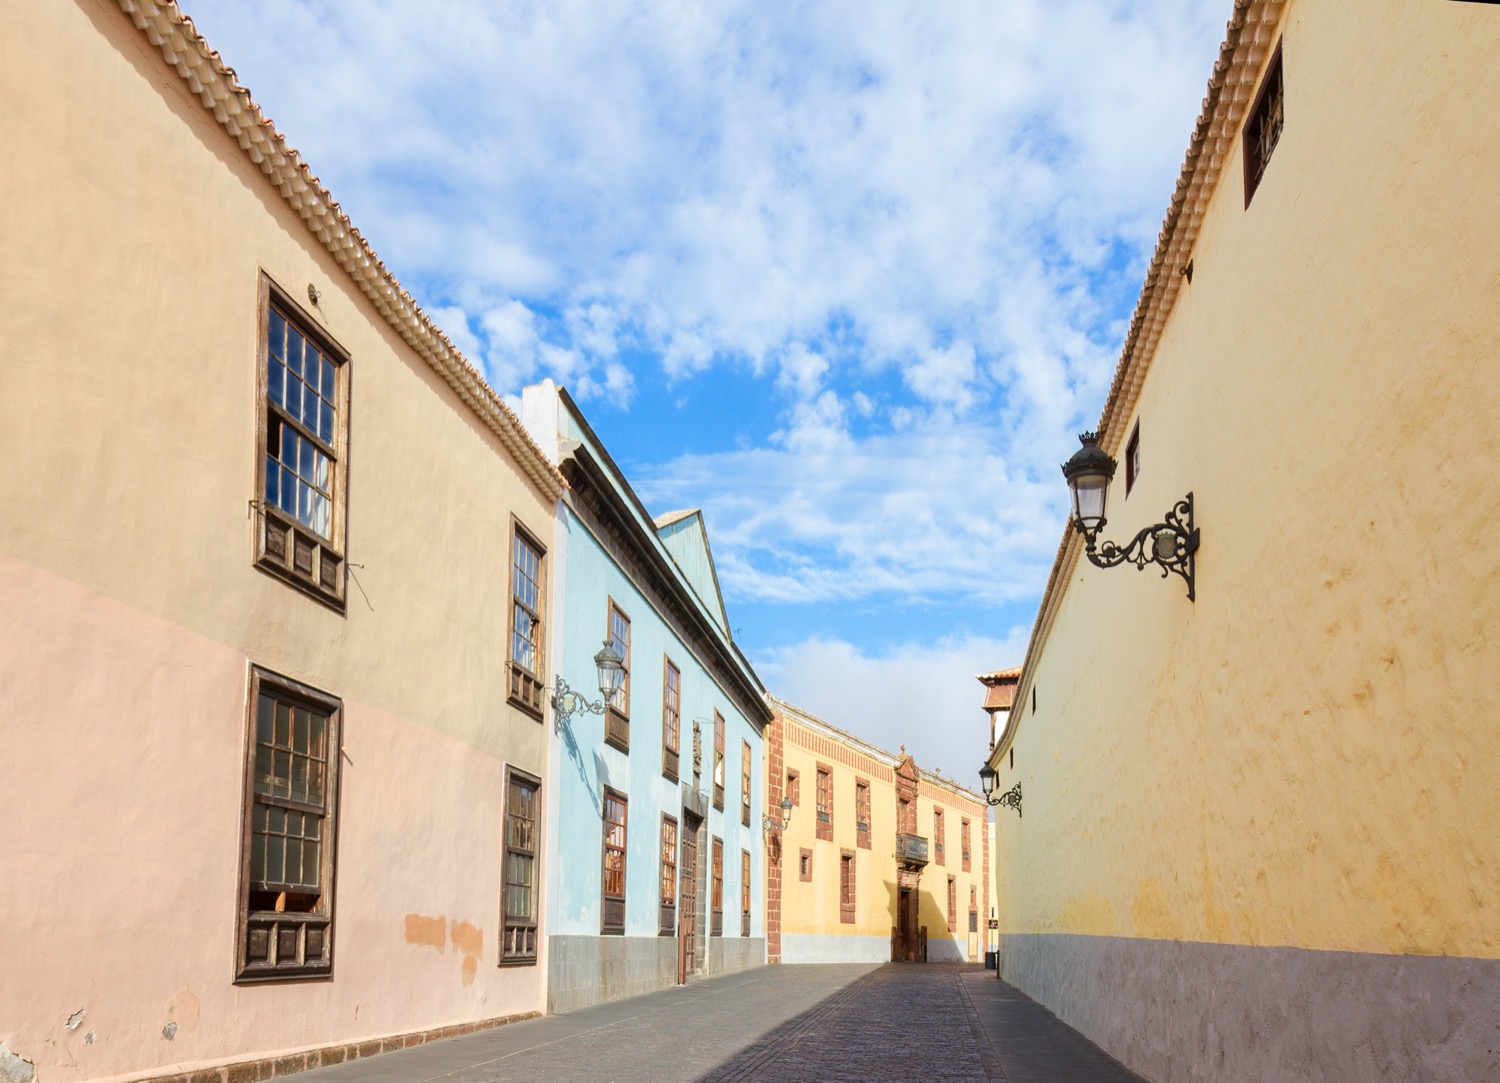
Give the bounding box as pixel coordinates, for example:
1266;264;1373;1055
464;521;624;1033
896;832;929;866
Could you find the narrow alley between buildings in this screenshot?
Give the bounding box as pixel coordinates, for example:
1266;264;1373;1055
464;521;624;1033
275;963;1144;1083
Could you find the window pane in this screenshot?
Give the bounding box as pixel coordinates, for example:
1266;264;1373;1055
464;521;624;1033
280;426;296;471
268;359;284;407
268;309;286;359
320;400;334;445
286;327;304;377
322;357;335;400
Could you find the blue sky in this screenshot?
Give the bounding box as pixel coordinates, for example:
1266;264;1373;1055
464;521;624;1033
181;0;1227;779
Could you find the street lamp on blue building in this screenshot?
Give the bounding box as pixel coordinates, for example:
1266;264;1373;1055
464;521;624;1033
551;640;626;733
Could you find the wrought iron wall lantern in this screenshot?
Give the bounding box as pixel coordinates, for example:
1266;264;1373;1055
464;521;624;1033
978;764;1021;818
1061;432;1199;601
762;796;794;836
550;639;626;733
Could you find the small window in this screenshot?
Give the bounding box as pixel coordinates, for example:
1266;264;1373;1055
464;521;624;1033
815;765;833;842
659;815;678;937
740;849;751;938
839;850;856;924
786;769;801;806
605;602;631;751
1243;41;1284;207
961;817;972;872
662;658;681;781
500;768;540;965
855;780;871;850
508;526;547;719
254;285;349;609
1125;422;1141;496
236;666;342;982
947;875;957;933
601;789;627;935
741;740;752;827
799;848;812;882
711;836;724;936
934;808;945;866
713;713;726;809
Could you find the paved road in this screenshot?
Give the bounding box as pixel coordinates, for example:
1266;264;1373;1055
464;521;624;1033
284;964;1147;1082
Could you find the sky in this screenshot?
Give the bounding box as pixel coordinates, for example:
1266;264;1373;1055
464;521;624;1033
180;0;1228;784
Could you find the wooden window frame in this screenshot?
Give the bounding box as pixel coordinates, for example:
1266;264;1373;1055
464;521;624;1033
711;836;724;936
712;712;726;809
839;850;856;925
253;278;350;611
786;768;800;806
604;601;631;752
961;817;972;872
507;521;547;720
1243;40;1285;208
235;665;342;983
855;779;871;850
659;814;678;937
947;875;957;933
740;849;751;938
934;808;945;866
601;788;627;935
799;848;812;883
740;739;752;827
499;767;541;966
661;657;681;781
815;763;833;842
1125;421;1141;496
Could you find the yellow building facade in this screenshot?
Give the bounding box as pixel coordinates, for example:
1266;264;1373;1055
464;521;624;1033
767;699;989;964
986;1;1500;1080
2;2;566;1081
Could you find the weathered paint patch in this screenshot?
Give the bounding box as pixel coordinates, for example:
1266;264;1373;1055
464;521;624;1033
404;914;447;953
451;920;483;986
166;990;201;1033
66;1008;85;1029
0;1044;35;1083
162;1021;177;1041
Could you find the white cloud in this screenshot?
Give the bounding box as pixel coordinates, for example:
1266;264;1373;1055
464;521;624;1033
755;628;1031;783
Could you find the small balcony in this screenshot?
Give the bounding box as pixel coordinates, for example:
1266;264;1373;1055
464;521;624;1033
896;832;929;868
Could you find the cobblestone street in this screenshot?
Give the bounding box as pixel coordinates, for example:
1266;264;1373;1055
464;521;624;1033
284;964;1146;1082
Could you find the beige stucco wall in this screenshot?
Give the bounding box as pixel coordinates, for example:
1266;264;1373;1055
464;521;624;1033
995;0;1500;968
0;2;557;1080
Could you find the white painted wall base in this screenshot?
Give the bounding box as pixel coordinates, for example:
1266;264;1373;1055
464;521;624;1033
780;933;890;963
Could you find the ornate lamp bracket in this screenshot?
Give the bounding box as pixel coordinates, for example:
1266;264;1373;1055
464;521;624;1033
989;782;1022;818
551;676;606;734
1080;492;1199;601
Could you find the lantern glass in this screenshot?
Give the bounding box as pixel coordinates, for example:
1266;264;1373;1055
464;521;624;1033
978;763;997;796
1070;473;1109;531
594;640;625;699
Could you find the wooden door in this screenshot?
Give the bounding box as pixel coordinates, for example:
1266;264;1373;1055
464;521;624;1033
896;887;912;961
678;822;698;982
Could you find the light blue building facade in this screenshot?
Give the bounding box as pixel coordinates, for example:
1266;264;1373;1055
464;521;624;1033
520;381;771;1013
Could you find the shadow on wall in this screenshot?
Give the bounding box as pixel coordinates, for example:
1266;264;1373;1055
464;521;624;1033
559;715;602;816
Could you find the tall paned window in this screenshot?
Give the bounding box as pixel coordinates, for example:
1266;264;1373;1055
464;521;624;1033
740;740;752;827
947;875;957;933
855;780;871;850
961;818;972;872
740;849;751;937
509;527;546;718
839;850;855;924
237;667;341;981
711;837;724;936
255;288;348;608
815;765;833;842
500;769;540;964
934;808;945;866
602;790;627;935
712;713;726;809
659;815;678;936
662;658;681;781
605;603;631;751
